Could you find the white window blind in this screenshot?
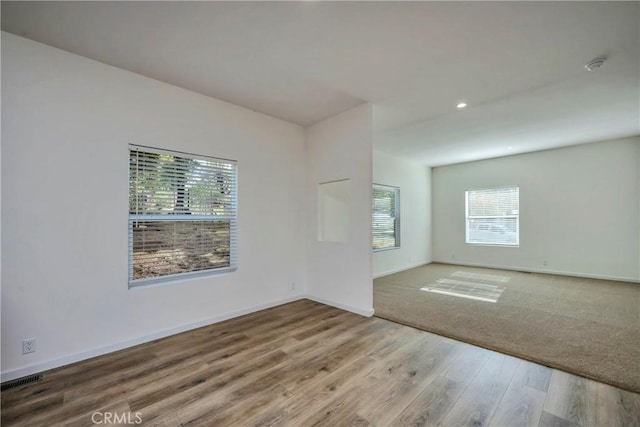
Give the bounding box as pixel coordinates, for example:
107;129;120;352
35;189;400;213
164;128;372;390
465;186;519;246
372;184;400;251
128;145;237;286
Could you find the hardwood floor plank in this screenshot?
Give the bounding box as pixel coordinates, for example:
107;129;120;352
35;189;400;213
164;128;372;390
443;343;492;383
390;375;468;426
0;350;157;408
69;331;249;397
489;362;547;427
441;352;520;427
294;336;459;426
249;355;380;426
511;360;553;393
0;392;65;425
135;347;289;414
592;381;640;427
544;370;590;426
251;323;416;426
538;410;582;427
142;314;388;426
293;381;374;427
276;315;389;360
192;321;395;426
241;301;338;338
1;300;638;427
366;322;427;360
288;309;356;341
354;339;460;425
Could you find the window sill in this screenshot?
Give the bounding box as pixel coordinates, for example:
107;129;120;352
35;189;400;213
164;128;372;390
373;247;401;253
466;243;520;248
129;267;237;289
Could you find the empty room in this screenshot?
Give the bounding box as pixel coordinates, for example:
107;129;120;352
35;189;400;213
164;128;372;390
1;2;639;426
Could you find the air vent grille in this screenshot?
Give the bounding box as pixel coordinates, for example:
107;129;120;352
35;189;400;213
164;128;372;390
1;374;43;391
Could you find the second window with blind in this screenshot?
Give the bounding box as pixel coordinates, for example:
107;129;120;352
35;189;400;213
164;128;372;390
465;186;519;246
128;145;238;287
372;184;400;251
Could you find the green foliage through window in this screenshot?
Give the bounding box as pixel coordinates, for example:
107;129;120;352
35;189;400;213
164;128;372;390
128;145;237;285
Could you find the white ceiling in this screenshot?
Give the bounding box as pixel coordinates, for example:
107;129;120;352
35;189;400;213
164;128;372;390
2;1;639;166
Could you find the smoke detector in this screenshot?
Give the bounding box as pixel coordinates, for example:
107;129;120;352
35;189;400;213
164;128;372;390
584;57;606;71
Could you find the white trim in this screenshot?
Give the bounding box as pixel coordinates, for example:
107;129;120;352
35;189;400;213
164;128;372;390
303;294;375;317
373;260;430;279
129;266;238;289
433;260;640;284
1;294;304;383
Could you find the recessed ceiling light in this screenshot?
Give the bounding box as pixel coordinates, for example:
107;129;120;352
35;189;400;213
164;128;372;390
507;146;513;150
457;102;467;109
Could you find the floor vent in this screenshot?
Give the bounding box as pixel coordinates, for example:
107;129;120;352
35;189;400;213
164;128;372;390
1;374;43;391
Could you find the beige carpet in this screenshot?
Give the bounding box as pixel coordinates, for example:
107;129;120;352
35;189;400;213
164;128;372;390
374;263;640;393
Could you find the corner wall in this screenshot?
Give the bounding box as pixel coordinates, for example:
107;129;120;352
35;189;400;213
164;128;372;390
1;32;307;380
373;151;431;277
432;137;640;282
305;104;374;316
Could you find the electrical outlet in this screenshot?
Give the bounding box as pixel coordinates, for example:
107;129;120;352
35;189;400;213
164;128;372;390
23;339;36;354
291;282;296;291
543;260;548;266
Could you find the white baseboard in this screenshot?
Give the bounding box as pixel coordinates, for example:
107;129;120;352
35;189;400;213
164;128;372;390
373;260;430;279
433;260;640;283
1;294;305;383
303;294;375;317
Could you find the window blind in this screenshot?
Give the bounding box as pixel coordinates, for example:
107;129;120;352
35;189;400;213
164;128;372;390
465;186;519;246
128;145;237;286
372;184;400;250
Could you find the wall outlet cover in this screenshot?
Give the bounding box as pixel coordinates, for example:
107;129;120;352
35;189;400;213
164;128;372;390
22;339;36;354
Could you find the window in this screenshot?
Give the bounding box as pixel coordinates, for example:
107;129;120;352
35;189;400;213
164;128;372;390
465;186;519;246
128;145;237;286
372;184;400;251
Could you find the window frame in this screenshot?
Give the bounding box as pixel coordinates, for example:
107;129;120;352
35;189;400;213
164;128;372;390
465;185;519;247
372;183;401;252
128;144;238;287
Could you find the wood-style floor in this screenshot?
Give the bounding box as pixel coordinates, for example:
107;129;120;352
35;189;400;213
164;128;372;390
1;300;639;426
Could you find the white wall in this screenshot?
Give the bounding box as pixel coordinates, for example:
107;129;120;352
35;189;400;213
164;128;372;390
373;151;431;277
432;137;640;282
305;104;374;316
1;32;308;380
317;179;351;243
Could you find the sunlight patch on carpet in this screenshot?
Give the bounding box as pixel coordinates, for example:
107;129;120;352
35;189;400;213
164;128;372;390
420;278;506;303
451;271;511;283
